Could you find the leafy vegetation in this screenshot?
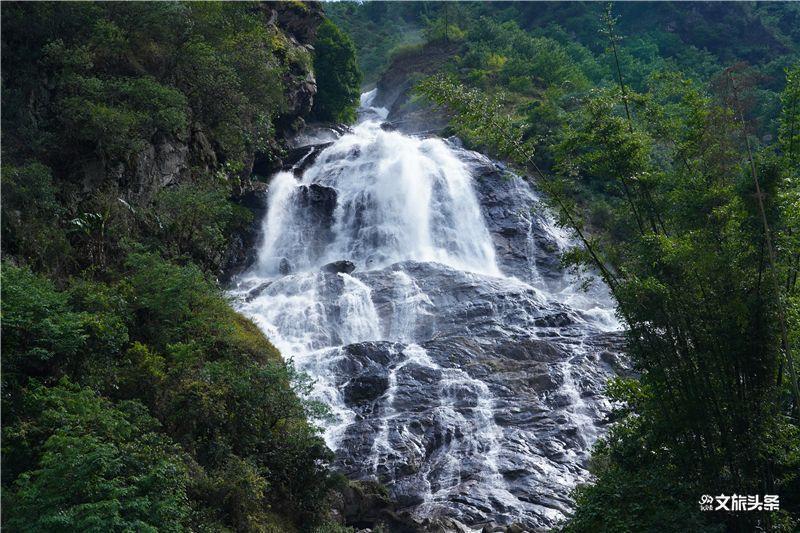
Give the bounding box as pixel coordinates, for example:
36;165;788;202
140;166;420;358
1;2;360;531
324;2;426;84
416;14;800;533
4;380;191;532
328;0;800;530
4;1;799;531
312;19;362;123
1;256;338;531
2;2;305;172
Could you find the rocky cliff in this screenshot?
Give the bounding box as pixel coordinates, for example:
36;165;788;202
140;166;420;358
71;3;324;208
373;40;460;135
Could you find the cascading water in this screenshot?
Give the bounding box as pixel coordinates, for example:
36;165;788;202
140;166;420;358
256;110;499;277
232;89;624;529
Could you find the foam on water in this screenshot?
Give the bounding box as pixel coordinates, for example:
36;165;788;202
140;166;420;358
232;91;622;527
253;115;500;278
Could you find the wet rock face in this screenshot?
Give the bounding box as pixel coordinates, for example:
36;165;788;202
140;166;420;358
284;143;334;176
232;107;626;531
297;183;338;260
323;259;357;275
238;262;624;530
222;186;270;281
453;147;566;286
299;183;338;219
311;262;624;529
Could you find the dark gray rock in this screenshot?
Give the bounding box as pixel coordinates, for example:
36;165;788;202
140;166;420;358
267;259;625;530
222;185;269;281
232;97;628;530
323;260;357;274
285;143;333;177
279;257;293;275
236;254;623;529
345;373;390;404
299;183;337;217
455;149;566;286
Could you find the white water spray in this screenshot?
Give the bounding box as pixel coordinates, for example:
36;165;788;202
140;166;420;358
232;91;622;528
254;116;500;278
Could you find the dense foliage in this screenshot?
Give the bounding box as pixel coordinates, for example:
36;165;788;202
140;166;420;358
414;6;800;531
326;2;427;82
2;2;308;177
4;1;799;531
328;1;798;139
1;2;357;531
312;19;362;123
330;0;800;530
1;255;339;531
5;379;191;532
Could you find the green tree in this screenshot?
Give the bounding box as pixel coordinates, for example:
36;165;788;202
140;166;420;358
312;19;362;123
152;181;252;274
1;3;343;531
418;66;800;531
3;380;191;532
0;163;73;274
1;264;88;393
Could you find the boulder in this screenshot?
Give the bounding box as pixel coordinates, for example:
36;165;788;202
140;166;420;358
322;260;356;274
278;258;292;275
298;183;337;218
344;373;389;404
285;143;332;176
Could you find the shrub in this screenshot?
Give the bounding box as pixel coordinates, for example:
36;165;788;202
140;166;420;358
0;164;73;273
387;42;424;63
153;181;252;273
1;263;88;392
3;380;191;532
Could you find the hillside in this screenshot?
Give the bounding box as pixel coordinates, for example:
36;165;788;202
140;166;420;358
1;2;361;531
327;2;800;531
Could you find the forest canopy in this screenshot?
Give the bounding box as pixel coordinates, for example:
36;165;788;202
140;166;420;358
1;2;358;531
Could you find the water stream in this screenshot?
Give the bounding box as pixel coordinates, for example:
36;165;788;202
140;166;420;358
231;89;623;529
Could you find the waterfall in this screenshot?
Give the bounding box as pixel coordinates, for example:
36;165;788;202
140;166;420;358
337;273;381;345
254;109;500;278
232;92;623;529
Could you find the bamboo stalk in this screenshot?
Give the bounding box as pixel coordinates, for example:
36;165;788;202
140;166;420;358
728;69;800;417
